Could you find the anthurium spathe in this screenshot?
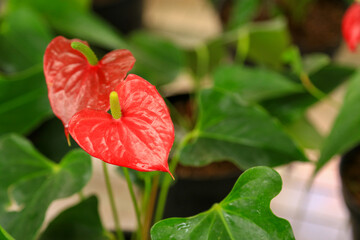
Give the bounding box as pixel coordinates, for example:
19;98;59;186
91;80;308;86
68;74;175;176
342;2;360;51
43;36;135;140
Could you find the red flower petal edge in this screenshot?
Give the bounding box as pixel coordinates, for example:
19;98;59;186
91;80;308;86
68;74;175;175
342;3;360;52
43;36;136;134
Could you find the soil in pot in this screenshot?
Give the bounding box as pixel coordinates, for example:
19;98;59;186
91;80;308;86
340;145;360;240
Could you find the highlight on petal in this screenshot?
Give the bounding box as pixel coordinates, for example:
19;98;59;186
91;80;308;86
43;36;136;133
68;75;174;175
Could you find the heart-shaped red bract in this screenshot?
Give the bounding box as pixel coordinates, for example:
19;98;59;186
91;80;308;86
342;3;360;52
68;74;174;174
43;36;135;136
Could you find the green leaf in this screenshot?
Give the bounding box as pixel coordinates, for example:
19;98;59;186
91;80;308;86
151;166;295;240
179;88;307;169
247;18;291;68
40;196;107;240
227;0;261;30
284;116;323;149
0;225;14;240
316;70;360;172
7;0;127;49
0;134;92;240
0;6;53;73
262;64;355;123
213;65;302;102
129;31;186;86
0;65;53;136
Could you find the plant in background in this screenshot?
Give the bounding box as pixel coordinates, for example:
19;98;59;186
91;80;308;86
0;0;359;239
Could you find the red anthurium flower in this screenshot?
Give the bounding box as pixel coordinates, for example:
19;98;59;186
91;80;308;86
342;2;360;51
68;74;174;176
43;36;135;140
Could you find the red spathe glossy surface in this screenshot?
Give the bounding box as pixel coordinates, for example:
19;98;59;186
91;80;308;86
342;3;360;51
68;75;174;174
43;36;135;131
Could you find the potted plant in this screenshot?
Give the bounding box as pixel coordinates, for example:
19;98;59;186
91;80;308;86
0;0;357;239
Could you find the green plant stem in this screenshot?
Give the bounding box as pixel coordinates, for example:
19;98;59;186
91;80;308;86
102;162;125;240
300;72;340;109
122;167;142;239
143;175;159;240
154;131;197;222
194;43;209;91
78;191;85;201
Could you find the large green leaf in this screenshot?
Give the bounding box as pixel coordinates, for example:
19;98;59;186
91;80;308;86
7;0;127;49
0;225;14;240
0;65;52;136
151;166;295;240
129;31;186;86
262;64;355;123
179;88;307;169
213;65;302;102
0;6;53;73
316;70;360;172
40;196;106;240
0;134;92;240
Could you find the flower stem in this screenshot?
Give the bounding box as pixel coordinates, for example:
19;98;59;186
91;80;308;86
102;162;125;240
122;167;142;238
154;131;197;222
71;41;98;66
143;175;159;240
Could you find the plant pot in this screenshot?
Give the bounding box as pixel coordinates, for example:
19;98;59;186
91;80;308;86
340;145;360;240
163;162;243;218
92;0;143;35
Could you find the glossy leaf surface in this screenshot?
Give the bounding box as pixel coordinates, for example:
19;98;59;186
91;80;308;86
213;65;302;102
129;31;185;86
0;66;52;136
179;88;307;169
316;70;360;172
44;36;135;129
151;166;295;240
69;74;174;173
342;3;360;51
40;196;106;240
0;134;91;240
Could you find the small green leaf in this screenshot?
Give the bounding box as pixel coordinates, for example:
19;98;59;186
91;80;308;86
213;65;302;102
262;64;355;123
0;134;92;240
40;196;107;240
0;65;53;136
316;70;360;172
129;31;186;86
0;225;14;240
151;166;295;240
227;0;261;30
179;88;307;169
247;18;291;68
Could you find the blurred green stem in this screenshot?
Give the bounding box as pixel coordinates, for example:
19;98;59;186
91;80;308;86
154;130;198;222
122;167;142;239
102;162;125;240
